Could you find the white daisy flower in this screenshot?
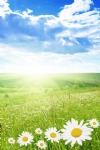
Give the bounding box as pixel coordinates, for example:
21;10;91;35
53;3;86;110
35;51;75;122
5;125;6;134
17;131;34;146
89;119;99;128
35;128;43;135
61;118;93;147
8;138;15;144
36;140;47;149
45;127;61;143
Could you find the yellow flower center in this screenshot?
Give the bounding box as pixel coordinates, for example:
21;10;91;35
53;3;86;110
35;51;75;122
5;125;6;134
71;128;82;138
50;132;57;138
22;136;28;142
40;143;44;146
93;122;96;125
38;130;40;133
10;140;13;142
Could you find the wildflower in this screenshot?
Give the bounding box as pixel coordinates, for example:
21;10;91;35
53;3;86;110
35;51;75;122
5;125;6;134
36;140;47;149
35;128;43;135
17;131;34;146
45;127;61;142
61;118;93;147
89;119;99;128
8;138;15;144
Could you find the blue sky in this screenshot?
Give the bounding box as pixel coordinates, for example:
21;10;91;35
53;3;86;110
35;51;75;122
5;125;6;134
8;0;70;16
0;0;100;73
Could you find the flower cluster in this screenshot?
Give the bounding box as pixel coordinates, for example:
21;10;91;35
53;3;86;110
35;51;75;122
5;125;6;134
8;118;99;149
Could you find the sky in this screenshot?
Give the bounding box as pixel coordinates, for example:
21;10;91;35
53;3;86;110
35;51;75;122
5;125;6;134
0;0;100;73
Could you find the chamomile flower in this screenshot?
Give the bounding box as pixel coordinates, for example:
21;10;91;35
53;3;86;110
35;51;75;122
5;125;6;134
89;119;99;128
17;131;34;146
45;127;61;143
35;128;43;135
36;140;47;149
61;118;93;147
8;138;15;144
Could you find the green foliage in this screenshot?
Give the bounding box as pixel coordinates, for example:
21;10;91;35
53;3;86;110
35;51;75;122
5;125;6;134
0;73;100;149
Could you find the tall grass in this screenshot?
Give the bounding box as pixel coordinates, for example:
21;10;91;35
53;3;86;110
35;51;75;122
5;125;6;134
0;73;100;150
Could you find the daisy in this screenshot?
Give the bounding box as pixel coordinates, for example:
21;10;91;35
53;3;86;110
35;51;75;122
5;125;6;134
61;118;93;147
89;119;99;128
45;127;61;143
17;131;34;146
8;138;15;144
36;140;47;149
35;128;43;135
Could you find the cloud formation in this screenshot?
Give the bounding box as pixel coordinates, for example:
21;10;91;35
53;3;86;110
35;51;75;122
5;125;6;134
0;0;100;72
0;0;11;17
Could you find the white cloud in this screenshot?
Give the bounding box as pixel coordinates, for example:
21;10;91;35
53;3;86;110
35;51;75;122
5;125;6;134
21;9;33;18
0;0;100;73
0;0;99;46
0;43;100;73
59;0;93;20
45;16;60;28
0;0;12;17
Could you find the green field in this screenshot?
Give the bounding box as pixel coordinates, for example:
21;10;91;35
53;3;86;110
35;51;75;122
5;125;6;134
0;73;100;150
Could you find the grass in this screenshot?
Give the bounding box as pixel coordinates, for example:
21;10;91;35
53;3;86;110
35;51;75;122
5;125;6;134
0;73;100;150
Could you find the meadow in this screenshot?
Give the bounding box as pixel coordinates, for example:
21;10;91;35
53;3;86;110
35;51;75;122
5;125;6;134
0;73;100;150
